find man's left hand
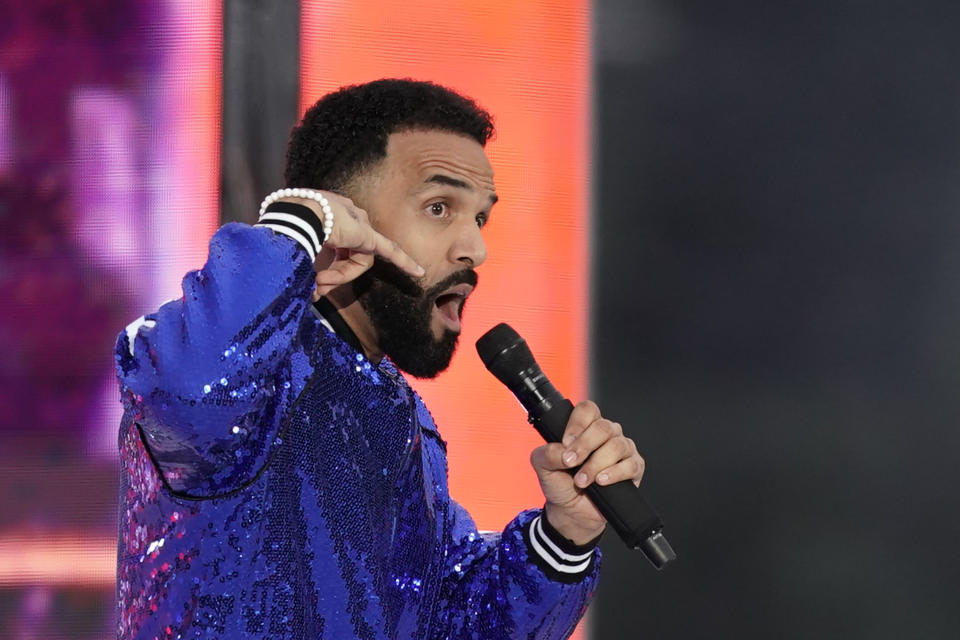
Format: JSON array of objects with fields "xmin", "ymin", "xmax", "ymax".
[{"xmin": 529, "ymin": 400, "xmax": 645, "ymax": 545}]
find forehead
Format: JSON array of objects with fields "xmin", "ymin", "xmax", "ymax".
[{"xmin": 382, "ymin": 129, "xmax": 495, "ymax": 193}]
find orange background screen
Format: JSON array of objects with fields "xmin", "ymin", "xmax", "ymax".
[{"xmin": 301, "ymin": 0, "xmax": 591, "ymax": 534}]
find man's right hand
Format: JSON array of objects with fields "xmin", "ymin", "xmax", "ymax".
[{"xmin": 280, "ymin": 192, "xmax": 424, "ymax": 297}]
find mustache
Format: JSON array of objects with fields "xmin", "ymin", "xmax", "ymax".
[
  {"xmin": 359, "ymin": 256, "xmax": 478, "ymax": 300},
  {"xmin": 423, "ymin": 267, "xmax": 478, "ymax": 301}
]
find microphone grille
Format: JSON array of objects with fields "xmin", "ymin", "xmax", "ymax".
[
  {"xmin": 476, "ymin": 323, "xmax": 540, "ymax": 389},
  {"xmin": 475, "ymin": 323, "xmax": 522, "ymax": 368}
]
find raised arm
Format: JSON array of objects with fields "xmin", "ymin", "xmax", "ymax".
[
  {"xmin": 115, "ymin": 192, "xmax": 423, "ymax": 498},
  {"xmin": 115, "ymin": 220, "xmax": 318, "ymax": 497}
]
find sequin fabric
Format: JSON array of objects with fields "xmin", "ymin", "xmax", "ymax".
[{"xmin": 115, "ymin": 224, "xmax": 599, "ymax": 639}]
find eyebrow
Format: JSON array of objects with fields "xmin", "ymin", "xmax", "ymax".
[{"xmin": 426, "ymin": 174, "xmax": 499, "ymax": 205}]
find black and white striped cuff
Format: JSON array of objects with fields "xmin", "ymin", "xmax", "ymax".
[
  {"xmin": 255, "ymin": 201, "xmax": 326, "ymax": 260},
  {"xmin": 523, "ymin": 513, "xmax": 600, "ymax": 583}
]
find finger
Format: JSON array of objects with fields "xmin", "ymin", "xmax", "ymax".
[
  {"xmin": 561, "ymin": 418, "xmax": 622, "ymax": 468},
  {"xmin": 314, "ymin": 252, "xmax": 374, "ymax": 295},
  {"xmin": 592, "ymin": 450, "xmax": 645, "ymax": 488},
  {"xmin": 592, "ymin": 455, "xmax": 645, "ymax": 488},
  {"xmin": 561, "ymin": 400, "xmax": 601, "ymax": 447},
  {"xmin": 317, "ymin": 253, "xmax": 374, "ymax": 284},
  {"xmin": 530, "ymin": 442, "xmax": 572, "ymax": 476},
  {"xmin": 314, "ymin": 246, "xmax": 353, "ymax": 277},
  {"xmin": 319, "ymin": 198, "xmax": 422, "ymax": 277},
  {"xmin": 571, "ymin": 436, "xmax": 638, "ymax": 488},
  {"xmin": 368, "ymin": 230, "xmax": 424, "ymax": 277}
]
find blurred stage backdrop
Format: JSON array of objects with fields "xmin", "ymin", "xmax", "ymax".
[
  {"xmin": 0, "ymin": 0, "xmax": 591, "ymax": 637},
  {"xmin": 2, "ymin": 0, "xmax": 959, "ymax": 638}
]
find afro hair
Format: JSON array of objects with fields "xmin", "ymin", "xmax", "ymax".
[{"xmin": 284, "ymin": 78, "xmax": 495, "ymax": 193}]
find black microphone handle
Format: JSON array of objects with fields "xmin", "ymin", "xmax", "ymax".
[{"xmin": 531, "ymin": 392, "xmax": 676, "ymax": 570}]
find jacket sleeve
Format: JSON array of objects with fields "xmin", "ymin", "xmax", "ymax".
[
  {"xmin": 434, "ymin": 501, "xmax": 601, "ymax": 639},
  {"xmin": 114, "ymin": 221, "xmax": 321, "ymax": 498}
]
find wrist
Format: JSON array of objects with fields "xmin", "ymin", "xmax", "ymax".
[
  {"xmin": 522, "ymin": 510, "xmax": 601, "ymax": 583},
  {"xmin": 543, "ymin": 503, "xmax": 606, "ymax": 546},
  {"xmin": 259, "ymin": 188, "xmax": 334, "ymax": 244}
]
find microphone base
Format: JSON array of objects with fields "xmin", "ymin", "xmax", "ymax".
[{"xmin": 638, "ymin": 531, "xmax": 677, "ymax": 570}]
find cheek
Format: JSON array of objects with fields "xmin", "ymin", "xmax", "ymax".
[
  {"xmin": 377, "ymin": 207, "xmax": 449, "ymax": 274},
  {"xmin": 401, "ymin": 238, "xmax": 444, "ymax": 276}
]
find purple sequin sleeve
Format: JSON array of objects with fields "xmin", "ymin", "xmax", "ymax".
[{"xmin": 114, "ymin": 223, "xmax": 318, "ymax": 497}]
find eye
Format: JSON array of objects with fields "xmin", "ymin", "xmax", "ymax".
[
  {"xmin": 475, "ymin": 212, "xmax": 488, "ymax": 228},
  {"xmin": 427, "ymin": 201, "xmax": 448, "ymax": 218}
]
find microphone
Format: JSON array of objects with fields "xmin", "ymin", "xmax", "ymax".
[{"xmin": 476, "ymin": 323, "xmax": 676, "ymax": 570}]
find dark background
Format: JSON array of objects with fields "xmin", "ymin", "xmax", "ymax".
[{"xmin": 591, "ymin": 1, "xmax": 960, "ymax": 637}]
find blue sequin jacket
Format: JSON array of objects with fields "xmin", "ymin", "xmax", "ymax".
[{"xmin": 115, "ymin": 222, "xmax": 600, "ymax": 639}]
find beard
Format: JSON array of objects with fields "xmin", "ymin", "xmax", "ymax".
[{"xmin": 352, "ymin": 257, "xmax": 478, "ymax": 379}]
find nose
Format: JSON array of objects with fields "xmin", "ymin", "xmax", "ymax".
[{"xmin": 450, "ymin": 216, "xmax": 487, "ymax": 269}]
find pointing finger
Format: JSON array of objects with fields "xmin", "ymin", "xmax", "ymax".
[{"xmin": 369, "ymin": 230, "xmax": 424, "ymax": 277}]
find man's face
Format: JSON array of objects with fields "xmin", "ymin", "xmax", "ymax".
[{"xmin": 352, "ymin": 129, "xmax": 498, "ymax": 378}]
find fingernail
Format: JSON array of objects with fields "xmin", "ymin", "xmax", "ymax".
[
  {"xmin": 563, "ymin": 451, "xmax": 576, "ymax": 466},
  {"xmin": 575, "ymin": 472, "xmax": 587, "ymax": 486},
  {"xmin": 597, "ymin": 472, "xmax": 609, "ymax": 485},
  {"xmin": 415, "ymin": 264, "xmax": 425, "ymax": 275}
]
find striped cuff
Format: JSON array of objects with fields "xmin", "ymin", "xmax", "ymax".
[
  {"xmin": 523, "ymin": 512, "xmax": 600, "ymax": 583},
  {"xmin": 255, "ymin": 201, "xmax": 326, "ymax": 260}
]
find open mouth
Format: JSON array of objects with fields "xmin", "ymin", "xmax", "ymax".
[{"xmin": 432, "ymin": 284, "xmax": 473, "ymax": 332}]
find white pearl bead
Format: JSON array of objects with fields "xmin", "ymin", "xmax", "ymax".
[{"xmin": 259, "ymin": 188, "xmax": 334, "ymax": 245}]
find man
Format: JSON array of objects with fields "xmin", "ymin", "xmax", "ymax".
[{"xmin": 116, "ymin": 79, "xmax": 645, "ymax": 639}]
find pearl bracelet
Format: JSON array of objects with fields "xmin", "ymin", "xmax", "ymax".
[{"xmin": 259, "ymin": 188, "xmax": 334, "ymax": 242}]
